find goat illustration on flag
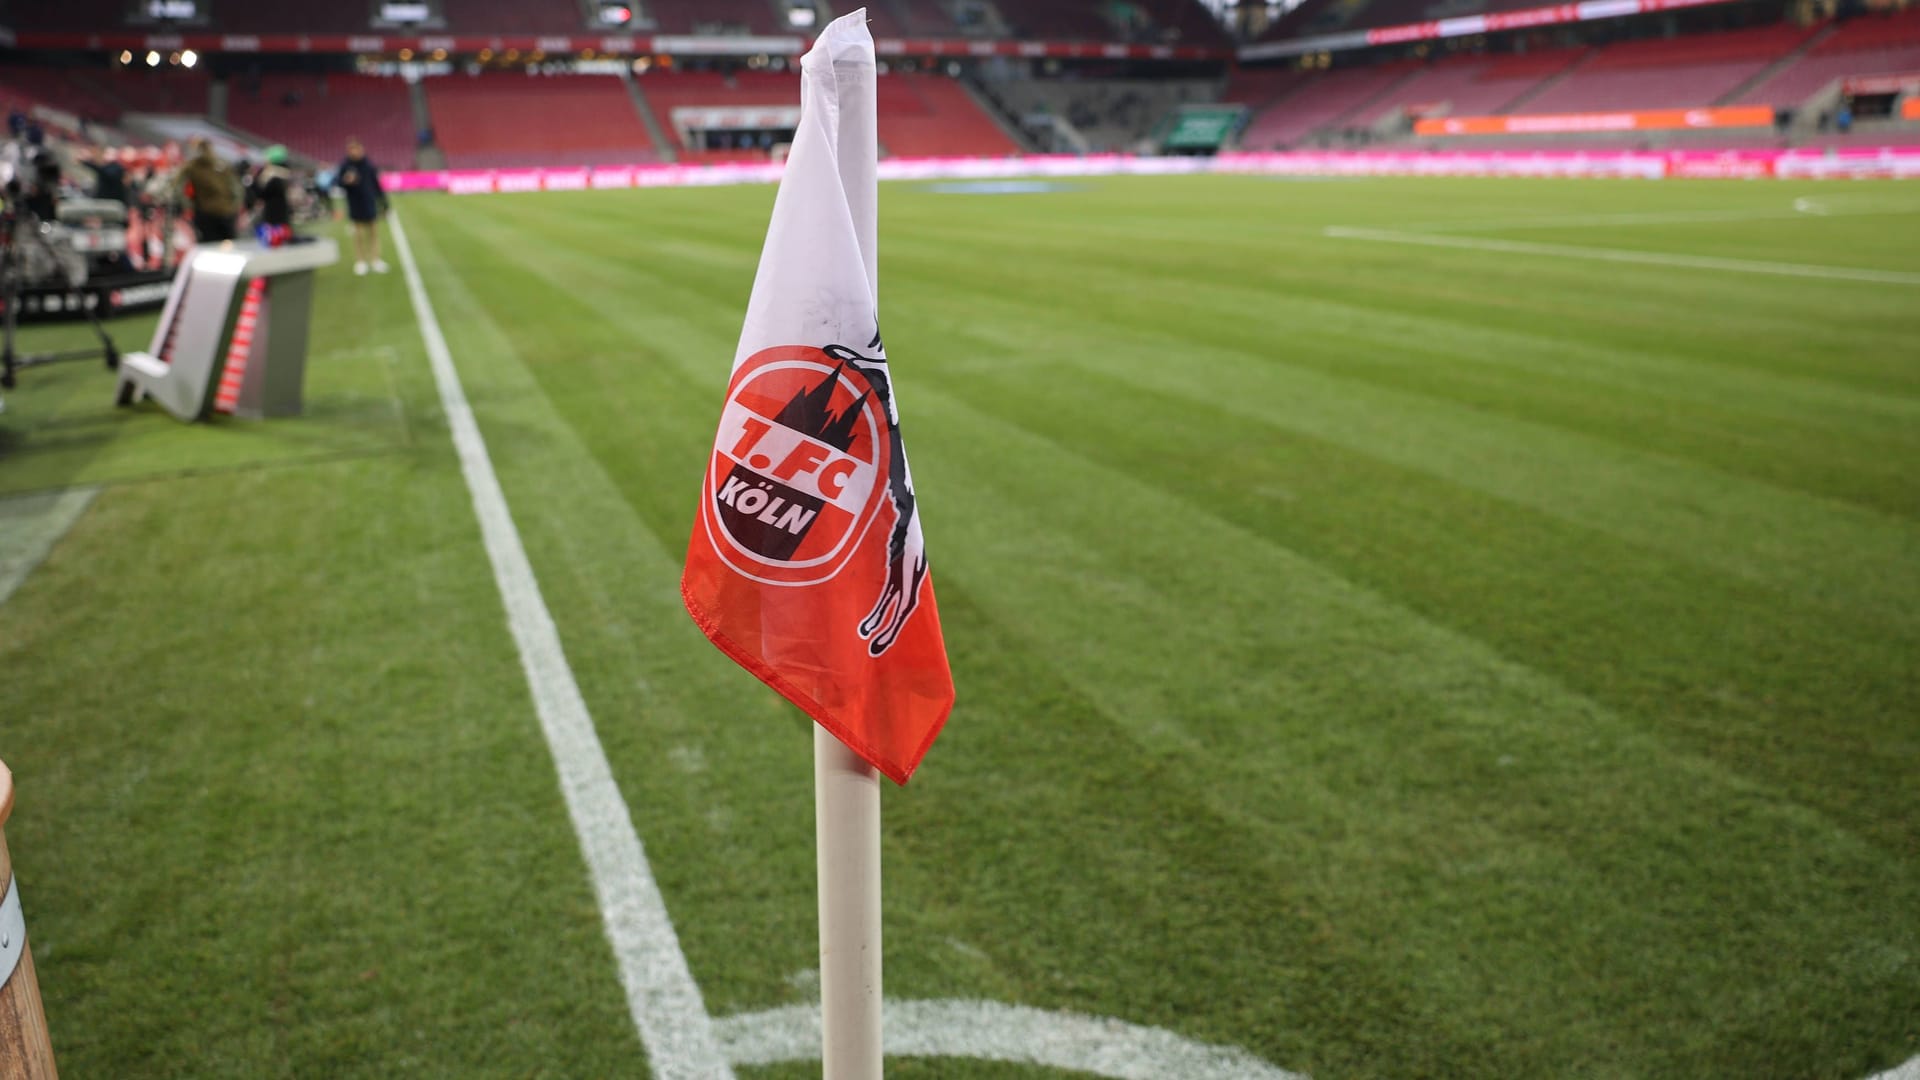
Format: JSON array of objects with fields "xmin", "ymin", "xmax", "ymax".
[{"xmin": 682, "ymin": 10, "xmax": 953, "ymax": 785}]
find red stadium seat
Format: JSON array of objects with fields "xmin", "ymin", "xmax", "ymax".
[
  {"xmin": 1740, "ymin": 10, "xmax": 1920, "ymax": 105},
  {"xmin": 1355, "ymin": 48, "xmax": 1585, "ymax": 125},
  {"xmin": 426, "ymin": 72, "xmax": 657, "ymax": 169},
  {"xmin": 1239, "ymin": 61, "xmax": 1420, "ymax": 149},
  {"xmin": 1517, "ymin": 24, "xmax": 1816, "ymax": 115},
  {"xmin": 634, "ymin": 69, "xmax": 1019, "ymax": 160},
  {"xmin": 227, "ymin": 74, "xmax": 415, "ymax": 169}
]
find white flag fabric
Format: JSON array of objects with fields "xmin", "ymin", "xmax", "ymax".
[{"xmin": 683, "ymin": 9, "xmax": 954, "ymax": 784}]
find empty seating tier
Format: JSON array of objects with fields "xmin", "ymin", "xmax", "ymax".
[
  {"xmin": 227, "ymin": 74, "xmax": 416, "ymax": 170},
  {"xmin": 426, "ymin": 73, "xmax": 656, "ymax": 169},
  {"xmin": 1517, "ymin": 23, "xmax": 1815, "ymax": 115}
]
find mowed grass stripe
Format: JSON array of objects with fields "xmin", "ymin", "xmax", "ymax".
[
  {"xmin": 935, "ymin": 356, "xmax": 1918, "ymax": 843},
  {"xmin": 401, "ymin": 196, "xmax": 1551, "ymax": 1076},
  {"xmin": 408, "ymin": 184, "xmax": 1920, "ymax": 845},
  {"xmin": 878, "ymin": 246, "xmax": 1920, "ymax": 630},
  {"xmin": 0, "ymin": 233, "xmax": 645, "ymax": 1075},
  {"xmin": 884, "ymin": 213, "xmax": 1919, "ymax": 846},
  {"xmin": 394, "ymin": 201, "xmax": 1329, "ymax": 1080},
  {"xmin": 891, "ymin": 187, "xmax": 1920, "ymax": 397},
  {"xmin": 401, "ymin": 184, "xmax": 1917, "ymax": 1078},
  {"xmin": 389, "ymin": 208, "xmax": 833, "ymax": 1021},
  {"xmin": 908, "ymin": 382, "xmax": 1918, "ymax": 1079},
  {"xmin": 884, "ymin": 224, "xmax": 1920, "ymax": 517}
]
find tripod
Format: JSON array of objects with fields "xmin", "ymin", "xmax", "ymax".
[{"xmin": 1, "ymin": 207, "xmax": 122, "ymax": 391}]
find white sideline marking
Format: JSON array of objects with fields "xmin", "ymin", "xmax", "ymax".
[
  {"xmin": 1869, "ymin": 1056, "xmax": 1920, "ymax": 1080},
  {"xmin": 388, "ymin": 211, "xmax": 736, "ymax": 1080},
  {"xmin": 0, "ymin": 487, "xmax": 99, "ymax": 607},
  {"xmin": 714, "ymin": 999, "xmax": 1307, "ymax": 1079},
  {"xmin": 1324, "ymin": 225, "xmax": 1920, "ymax": 286}
]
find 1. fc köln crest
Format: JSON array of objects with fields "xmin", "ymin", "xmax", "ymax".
[{"xmin": 683, "ymin": 334, "xmax": 953, "ymax": 784}]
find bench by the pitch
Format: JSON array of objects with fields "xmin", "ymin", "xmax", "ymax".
[{"xmin": 116, "ymin": 238, "xmax": 338, "ymax": 422}]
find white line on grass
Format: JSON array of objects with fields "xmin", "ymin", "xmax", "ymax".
[
  {"xmin": 0, "ymin": 487, "xmax": 98, "ymax": 606},
  {"xmin": 385, "ymin": 207, "xmax": 1912, "ymax": 1080},
  {"xmin": 1324, "ymin": 225, "xmax": 1920, "ymax": 286},
  {"xmin": 713, "ymin": 999, "xmax": 1308, "ymax": 1079},
  {"xmin": 388, "ymin": 211, "xmax": 735, "ymax": 1080},
  {"xmin": 1869, "ymin": 1056, "xmax": 1920, "ymax": 1080},
  {"xmin": 1411, "ymin": 208, "xmax": 1814, "ymax": 233}
]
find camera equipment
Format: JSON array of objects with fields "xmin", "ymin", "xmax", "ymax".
[{"xmin": 1, "ymin": 203, "xmax": 122, "ymax": 390}]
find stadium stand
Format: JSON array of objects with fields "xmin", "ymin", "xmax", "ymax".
[
  {"xmin": 1259, "ymin": 0, "xmax": 1608, "ymax": 38},
  {"xmin": 0, "ymin": 66, "xmax": 127, "ymax": 127},
  {"xmin": 633, "ymin": 68, "xmax": 1018, "ymax": 158},
  {"xmin": 877, "ymin": 73, "xmax": 1023, "ymax": 156},
  {"xmin": 0, "ymin": 0, "xmax": 127, "ymax": 33},
  {"xmin": 425, "ymin": 73, "xmax": 656, "ymax": 168},
  {"xmin": 910, "ymin": 0, "xmax": 1219, "ymax": 43},
  {"xmin": 438, "ymin": 0, "xmax": 584, "ymax": 34},
  {"xmin": 0, "ymin": 65, "xmax": 210, "ymax": 127},
  {"xmin": 199, "ymin": 3, "xmax": 372, "ymax": 35},
  {"xmin": 1253, "ymin": 0, "xmax": 1358, "ymax": 42},
  {"xmin": 1344, "ymin": 0, "xmax": 1564, "ymax": 32},
  {"xmin": 1356, "ymin": 49, "xmax": 1585, "ymax": 123},
  {"xmin": 1239, "ymin": 60, "xmax": 1419, "ymax": 148},
  {"xmin": 1220, "ymin": 65, "xmax": 1309, "ymax": 112},
  {"xmin": 1135, "ymin": 0, "xmax": 1234, "ymax": 45},
  {"xmin": 227, "ymin": 74, "xmax": 417, "ymax": 169},
  {"xmin": 635, "ymin": 70, "xmax": 793, "ymax": 160},
  {"xmin": 998, "ymin": 0, "xmax": 1109, "ymax": 41},
  {"xmin": 1515, "ymin": 23, "xmax": 1816, "ymax": 114},
  {"xmin": 1737, "ymin": 8, "xmax": 1920, "ymax": 105},
  {"xmin": 99, "ymin": 68, "xmax": 215, "ymax": 115},
  {"xmin": 1240, "ymin": 11, "xmax": 1920, "ymax": 147},
  {"xmin": 845, "ymin": 2, "xmax": 909, "ymax": 39},
  {"xmin": 982, "ymin": 76, "xmax": 1215, "ymax": 152},
  {"xmin": 644, "ymin": 0, "xmax": 788, "ymax": 35}
]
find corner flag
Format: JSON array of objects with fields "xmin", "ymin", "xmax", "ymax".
[{"xmin": 682, "ymin": 9, "xmax": 953, "ymax": 785}]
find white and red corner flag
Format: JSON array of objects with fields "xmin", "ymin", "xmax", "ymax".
[{"xmin": 682, "ymin": 9, "xmax": 953, "ymax": 785}]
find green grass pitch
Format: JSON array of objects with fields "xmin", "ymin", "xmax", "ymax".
[{"xmin": 1, "ymin": 175, "xmax": 1916, "ymax": 1078}]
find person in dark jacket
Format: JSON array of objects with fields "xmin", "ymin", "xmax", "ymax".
[
  {"xmin": 249, "ymin": 144, "xmax": 297, "ymax": 246},
  {"xmin": 179, "ymin": 137, "xmax": 240, "ymax": 243},
  {"xmin": 251, "ymin": 146, "xmax": 294, "ymax": 226},
  {"xmin": 332, "ymin": 137, "xmax": 388, "ymax": 275},
  {"xmin": 89, "ymin": 147, "xmax": 129, "ymax": 204}
]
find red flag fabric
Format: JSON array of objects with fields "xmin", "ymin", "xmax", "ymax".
[{"xmin": 681, "ymin": 10, "xmax": 953, "ymax": 785}]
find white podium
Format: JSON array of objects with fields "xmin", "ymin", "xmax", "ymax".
[{"xmin": 116, "ymin": 238, "xmax": 339, "ymax": 421}]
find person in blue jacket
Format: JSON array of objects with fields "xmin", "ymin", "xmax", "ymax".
[{"xmin": 332, "ymin": 137, "xmax": 389, "ymax": 275}]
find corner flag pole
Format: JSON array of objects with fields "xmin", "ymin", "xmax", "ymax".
[
  {"xmin": 815, "ymin": 727, "xmax": 883, "ymax": 1079},
  {"xmin": 680, "ymin": 11, "xmax": 949, "ymax": 1076}
]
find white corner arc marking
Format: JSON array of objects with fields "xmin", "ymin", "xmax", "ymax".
[
  {"xmin": 714, "ymin": 998, "xmax": 1307, "ymax": 1078},
  {"xmin": 389, "ymin": 211, "xmax": 736, "ymax": 1080},
  {"xmin": 1868, "ymin": 1055, "xmax": 1920, "ymax": 1080}
]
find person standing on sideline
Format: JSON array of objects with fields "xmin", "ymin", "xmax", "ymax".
[
  {"xmin": 178, "ymin": 137, "xmax": 240, "ymax": 243},
  {"xmin": 89, "ymin": 146, "xmax": 129, "ymax": 205},
  {"xmin": 332, "ymin": 137, "xmax": 388, "ymax": 275},
  {"xmin": 250, "ymin": 144, "xmax": 297, "ymax": 246}
]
